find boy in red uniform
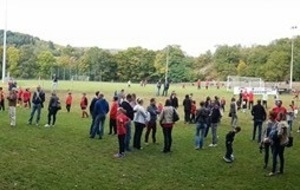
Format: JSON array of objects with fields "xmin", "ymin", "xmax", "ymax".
[
  {"xmin": 109, "ymin": 96, "xmax": 118, "ymax": 135},
  {"xmin": 17, "ymin": 87, "xmax": 24, "ymax": 107},
  {"xmin": 248, "ymin": 91, "xmax": 254, "ymax": 110},
  {"xmin": 80, "ymin": 93, "xmax": 89, "ymax": 118},
  {"xmin": 190, "ymin": 100, "xmax": 196, "ymax": 123},
  {"xmin": 115, "ymin": 107, "xmax": 130, "ymax": 158},
  {"xmin": 23, "ymin": 88, "xmax": 31, "ymax": 108},
  {"xmin": 65, "ymin": 92, "xmax": 73, "ymax": 113},
  {"xmin": 242, "ymin": 90, "xmax": 248, "ymax": 112}
]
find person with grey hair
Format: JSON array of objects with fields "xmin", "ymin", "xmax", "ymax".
[{"xmin": 45, "ymin": 92, "xmax": 61, "ymax": 127}]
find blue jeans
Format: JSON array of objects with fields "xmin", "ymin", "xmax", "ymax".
[
  {"xmin": 195, "ymin": 122, "xmax": 206, "ymax": 148},
  {"xmin": 211, "ymin": 123, "xmax": 218, "ymax": 145},
  {"xmin": 28, "ymin": 104, "xmax": 42, "ymax": 124},
  {"xmin": 124, "ymin": 121, "xmax": 132, "ymax": 151},
  {"xmin": 91, "ymin": 115, "xmax": 106, "ymax": 138}
]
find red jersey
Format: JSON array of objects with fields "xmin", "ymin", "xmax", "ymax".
[
  {"xmin": 18, "ymin": 89, "xmax": 24, "ymax": 99},
  {"xmin": 109, "ymin": 101, "xmax": 118, "ymax": 119},
  {"xmin": 116, "ymin": 112, "xmax": 130, "ymax": 135},
  {"xmin": 242, "ymin": 92, "xmax": 248, "ymax": 100},
  {"xmin": 80, "ymin": 97, "xmax": 88, "ymax": 108},
  {"xmin": 272, "ymin": 106, "xmax": 287, "ymax": 121},
  {"xmin": 191, "ymin": 103, "xmax": 196, "ymax": 114},
  {"xmin": 65, "ymin": 95, "xmax": 73, "ymax": 105},
  {"xmin": 248, "ymin": 92, "xmax": 254, "ymax": 101},
  {"xmin": 23, "ymin": 91, "xmax": 31, "ymax": 101}
]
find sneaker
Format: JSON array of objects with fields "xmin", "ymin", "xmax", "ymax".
[
  {"xmin": 114, "ymin": 153, "xmax": 124, "ymax": 158},
  {"xmin": 195, "ymin": 146, "xmax": 200, "ymax": 150},
  {"xmin": 213, "ymin": 144, "xmax": 218, "ymax": 147},
  {"xmin": 145, "ymin": 142, "xmax": 149, "ymax": 146},
  {"xmin": 297, "ymin": 130, "xmax": 300, "ymax": 133},
  {"xmin": 36, "ymin": 123, "xmax": 39, "ymax": 126},
  {"xmin": 268, "ymin": 172, "xmax": 275, "ymax": 177},
  {"xmin": 44, "ymin": 124, "xmax": 50, "ymax": 128},
  {"xmin": 208, "ymin": 144, "xmax": 214, "ymax": 147},
  {"xmin": 223, "ymin": 156, "xmax": 232, "ymax": 163}
]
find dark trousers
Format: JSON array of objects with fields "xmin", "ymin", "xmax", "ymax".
[
  {"xmin": 0, "ymin": 100, "xmax": 5, "ymax": 111},
  {"xmin": 272, "ymin": 145, "xmax": 285, "ymax": 173},
  {"xmin": 184, "ymin": 110, "xmax": 191, "ymax": 123},
  {"xmin": 204, "ymin": 120, "xmax": 211, "ymax": 137},
  {"xmin": 190, "ymin": 113, "xmax": 195, "ymax": 123},
  {"xmin": 264, "ymin": 143, "xmax": 271, "ymax": 167},
  {"xmin": 225, "ymin": 141, "xmax": 233, "ymax": 159},
  {"xmin": 66, "ymin": 104, "xmax": 71, "ymax": 112},
  {"xmin": 133, "ymin": 122, "xmax": 145, "ymax": 149},
  {"xmin": 118, "ymin": 134, "xmax": 125, "ymax": 154},
  {"xmin": 221, "ymin": 105, "xmax": 225, "ymax": 112},
  {"xmin": 162, "ymin": 127, "xmax": 173, "ymax": 152},
  {"xmin": 109, "ymin": 118, "xmax": 117, "ymax": 134},
  {"xmin": 145, "ymin": 122, "xmax": 157, "ymax": 143},
  {"xmin": 47, "ymin": 108, "xmax": 58, "ymax": 125},
  {"xmin": 242, "ymin": 99, "xmax": 248, "ymax": 109},
  {"xmin": 253, "ymin": 120, "xmax": 263, "ymax": 142}
]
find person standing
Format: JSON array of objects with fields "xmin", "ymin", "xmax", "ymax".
[
  {"xmin": 197, "ymin": 79, "xmax": 201, "ymax": 89},
  {"xmin": 117, "ymin": 89, "xmax": 125, "ymax": 106},
  {"xmin": 7, "ymin": 88, "xmax": 18, "ymax": 127},
  {"xmin": 90, "ymin": 93, "xmax": 109, "ymax": 139},
  {"xmin": 268, "ymin": 113, "xmax": 289, "ymax": 176},
  {"xmin": 251, "ymin": 100, "xmax": 267, "ymax": 143},
  {"xmin": 133, "ymin": 98, "xmax": 148, "ymax": 150},
  {"xmin": 0, "ymin": 87, "xmax": 5, "ymax": 111},
  {"xmin": 272, "ymin": 100, "xmax": 287, "ymax": 121},
  {"xmin": 209, "ymin": 101, "xmax": 222, "ymax": 147},
  {"xmin": 262, "ymin": 92, "xmax": 268, "ymax": 109},
  {"xmin": 190, "ymin": 100, "xmax": 197, "ymax": 124},
  {"xmin": 121, "ymin": 94, "xmax": 134, "ymax": 151},
  {"xmin": 65, "ymin": 92, "xmax": 73, "ymax": 113},
  {"xmin": 145, "ymin": 98, "xmax": 160, "ymax": 145},
  {"xmin": 162, "ymin": 80, "xmax": 169, "ymax": 97},
  {"xmin": 52, "ymin": 74, "xmax": 58, "ymax": 91},
  {"xmin": 109, "ymin": 96, "xmax": 118, "ymax": 135},
  {"xmin": 183, "ymin": 94, "xmax": 192, "ymax": 124},
  {"xmin": 28, "ymin": 86, "xmax": 45, "ymax": 126},
  {"xmin": 156, "ymin": 80, "xmax": 162, "ymax": 96},
  {"xmin": 159, "ymin": 99, "xmax": 179, "ymax": 153},
  {"xmin": 45, "ymin": 92, "xmax": 61, "ymax": 127},
  {"xmin": 80, "ymin": 93, "xmax": 89, "ymax": 118},
  {"xmin": 248, "ymin": 91, "xmax": 254, "ymax": 110},
  {"xmin": 23, "ymin": 88, "xmax": 31, "ymax": 108},
  {"xmin": 223, "ymin": 127, "xmax": 241, "ymax": 163},
  {"xmin": 195, "ymin": 101, "xmax": 209, "ymax": 149},
  {"xmin": 89, "ymin": 91, "xmax": 100, "ymax": 135},
  {"xmin": 260, "ymin": 111, "xmax": 278, "ymax": 169},
  {"xmin": 229, "ymin": 97, "xmax": 238, "ymax": 128},
  {"xmin": 242, "ymin": 90, "xmax": 248, "ymax": 112},
  {"xmin": 114, "ymin": 107, "xmax": 131, "ymax": 158},
  {"xmin": 170, "ymin": 92, "xmax": 178, "ymax": 109},
  {"xmin": 220, "ymin": 97, "xmax": 226, "ymax": 112}
]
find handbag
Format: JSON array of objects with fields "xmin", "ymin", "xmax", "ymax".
[{"xmin": 173, "ymin": 109, "xmax": 179, "ymax": 122}]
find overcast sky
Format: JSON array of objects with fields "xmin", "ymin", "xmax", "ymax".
[{"xmin": 0, "ymin": 0, "xmax": 299, "ymax": 56}]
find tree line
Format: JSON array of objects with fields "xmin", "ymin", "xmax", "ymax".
[{"xmin": 0, "ymin": 30, "xmax": 300, "ymax": 82}]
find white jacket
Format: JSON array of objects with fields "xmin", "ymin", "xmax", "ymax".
[{"xmin": 133, "ymin": 104, "xmax": 148, "ymax": 124}]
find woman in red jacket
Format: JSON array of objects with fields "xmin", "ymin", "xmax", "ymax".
[{"xmin": 109, "ymin": 96, "xmax": 118, "ymax": 135}]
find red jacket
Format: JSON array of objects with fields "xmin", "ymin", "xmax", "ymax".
[
  {"xmin": 248, "ymin": 92, "xmax": 254, "ymax": 101},
  {"xmin": 109, "ymin": 101, "xmax": 118, "ymax": 119},
  {"xmin": 116, "ymin": 112, "xmax": 130, "ymax": 135},
  {"xmin": 242, "ymin": 92, "xmax": 248, "ymax": 100},
  {"xmin": 191, "ymin": 103, "xmax": 196, "ymax": 114},
  {"xmin": 66, "ymin": 95, "xmax": 73, "ymax": 105},
  {"xmin": 23, "ymin": 91, "xmax": 31, "ymax": 101},
  {"xmin": 272, "ymin": 106, "xmax": 287, "ymax": 121},
  {"xmin": 80, "ymin": 97, "xmax": 88, "ymax": 108}
]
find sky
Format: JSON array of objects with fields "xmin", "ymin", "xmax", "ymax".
[{"xmin": 0, "ymin": 0, "xmax": 299, "ymax": 56}]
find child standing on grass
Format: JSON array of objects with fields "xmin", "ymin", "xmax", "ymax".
[
  {"xmin": 80, "ymin": 93, "xmax": 89, "ymax": 118},
  {"xmin": 0, "ymin": 87, "xmax": 5, "ymax": 111},
  {"xmin": 7, "ymin": 88, "xmax": 18, "ymax": 127},
  {"xmin": 223, "ymin": 126, "xmax": 241, "ymax": 163},
  {"xmin": 190, "ymin": 100, "xmax": 196, "ymax": 124},
  {"xmin": 109, "ymin": 96, "xmax": 118, "ymax": 135},
  {"xmin": 23, "ymin": 88, "xmax": 31, "ymax": 108},
  {"xmin": 115, "ymin": 107, "xmax": 130, "ymax": 158},
  {"xmin": 65, "ymin": 92, "xmax": 73, "ymax": 113}
]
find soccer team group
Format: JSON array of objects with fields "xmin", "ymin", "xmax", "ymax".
[{"xmin": 0, "ymin": 81, "xmax": 297, "ymax": 177}]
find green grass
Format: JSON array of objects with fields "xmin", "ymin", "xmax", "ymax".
[{"xmin": 0, "ymin": 80, "xmax": 299, "ymax": 190}]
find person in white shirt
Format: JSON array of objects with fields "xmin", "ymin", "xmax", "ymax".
[{"xmin": 133, "ymin": 98, "xmax": 149, "ymax": 150}]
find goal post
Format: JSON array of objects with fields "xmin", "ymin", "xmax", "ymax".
[{"xmin": 226, "ymin": 76, "xmax": 264, "ymax": 91}]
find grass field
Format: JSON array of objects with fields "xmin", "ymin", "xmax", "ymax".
[{"xmin": 0, "ymin": 80, "xmax": 299, "ymax": 190}]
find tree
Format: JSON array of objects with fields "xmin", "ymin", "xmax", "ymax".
[
  {"xmin": 236, "ymin": 60, "xmax": 247, "ymax": 76},
  {"xmin": 7, "ymin": 46, "xmax": 21, "ymax": 77},
  {"xmin": 37, "ymin": 51, "xmax": 56, "ymax": 78}
]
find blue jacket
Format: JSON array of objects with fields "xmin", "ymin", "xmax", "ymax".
[
  {"xmin": 32, "ymin": 91, "xmax": 45, "ymax": 105},
  {"xmin": 93, "ymin": 98, "xmax": 109, "ymax": 119}
]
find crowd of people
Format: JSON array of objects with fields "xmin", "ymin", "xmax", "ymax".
[{"xmin": 0, "ymin": 82, "xmax": 297, "ymax": 177}]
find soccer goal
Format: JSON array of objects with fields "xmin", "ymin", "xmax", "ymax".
[{"xmin": 226, "ymin": 76, "xmax": 264, "ymax": 91}]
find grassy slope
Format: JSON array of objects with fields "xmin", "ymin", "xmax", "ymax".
[{"xmin": 0, "ymin": 80, "xmax": 299, "ymax": 190}]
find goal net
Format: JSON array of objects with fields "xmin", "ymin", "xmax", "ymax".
[{"xmin": 226, "ymin": 76, "xmax": 264, "ymax": 91}]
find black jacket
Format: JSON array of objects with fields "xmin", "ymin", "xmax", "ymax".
[
  {"xmin": 226, "ymin": 131, "xmax": 236, "ymax": 143},
  {"xmin": 170, "ymin": 97, "xmax": 178, "ymax": 109},
  {"xmin": 251, "ymin": 104, "xmax": 266, "ymax": 121},
  {"xmin": 183, "ymin": 98, "xmax": 192, "ymax": 111},
  {"xmin": 121, "ymin": 101, "xmax": 134, "ymax": 120}
]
